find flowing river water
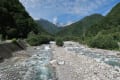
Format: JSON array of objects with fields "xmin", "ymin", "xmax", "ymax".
[
  {"xmin": 0, "ymin": 42, "xmax": 120, "ymax": 80},
  {"xmin": 0, "ymin": 45, "xmax": 56, "ymax": 80},
  {"xmin": 65, "ymin": 43, "xmax": 120, "ymax": 68}
]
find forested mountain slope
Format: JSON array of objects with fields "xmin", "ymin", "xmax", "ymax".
[
  {"xmin": 0, "ymin": 0, "xmax": 46, "ymax": 39},
  {"xmin": 36, "ymin": 19, "xmax": 62, "ymax": 34},
  {"xmin": 85, "ymin": 3, "xmax": 120, "ymax": 50},
  {"xmin": 57, "ymin": 14, "xmax": 104, "ymax": 38}
]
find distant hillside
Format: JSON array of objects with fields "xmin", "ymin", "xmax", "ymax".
[
  {"xmin": 0, "ymin": 0, "xmax": 47, "ymax": 39},
  {"xmin": 86, "ymin": 3, "xmax": 120, "ymax": 37},
  {"xmin": 84, "ymin": 3, "xmax": 120, "ymax": 50},
  {"xmin": 57, "ymin": 14, "xmax": 104, "ymax": 38},
  {"xmin": 36, "ymin": 19, "xmax": 62, "ymax": 34}
]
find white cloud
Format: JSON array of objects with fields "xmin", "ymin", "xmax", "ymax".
[
  {"xmin": 34, "ymin": 17, "xmax": 40, "ymax": 20},
  {"xmin": 65, "ymin": 21, "xmax": 74, "ymax": 26},
  {"xmin": 19, "ymin": 0, "xmax": 116, "ymax": 23},
  {"xmin": 20, "ymin": 0, "xmax": 110, "ymax": 15},
  {"xmin": 57, "ymin": 21, "xmax": 74, "ymax": 27},
  {"xmin": 53, "ymin": 17, "xmax": 58, "ymax": 25}
]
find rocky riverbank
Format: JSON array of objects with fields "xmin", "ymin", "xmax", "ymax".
[
  {"xmin": 51, "ymin": 41, "xmax": 120, "ymax": 80},
  {"xmin": 0, "ymin": 41, "xmax": 120, "ymax": 80},
  {"xmin": 0, "ymin": 45, "xmax": 56, "ymax": 80}
]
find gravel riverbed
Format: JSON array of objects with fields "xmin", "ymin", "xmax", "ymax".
[
  {"xmin": 0, "ymin": 45, "xmax": 56, "ymax": 80},
  {"xmin": 51, "ymin": 41, "xmax": 120, "ymax": 80},
  {"xmin": 0, "ymin": 41, "xmax": 120, "ymax": 80}
]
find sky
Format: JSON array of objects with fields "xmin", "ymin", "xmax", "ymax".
[{"xmin": 19, "ymin": 0, "xmax": 120, "ymax": 26}]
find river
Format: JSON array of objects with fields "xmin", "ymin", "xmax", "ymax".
[
  {"xmin": 0, "ymin": 42, "xmax": 120, "ymax": 80},
  {"xmin": 0, "ymin": 45, "xmax": 56, "ymax": 80},
  {"xmin": 65, "ymin": 42, "xmax": 120, "ymax": 68}
]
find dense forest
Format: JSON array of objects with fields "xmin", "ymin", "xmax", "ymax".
[
  {"xmin": 58, "ymin": 14, "xmax": 104, "ymax": 36},
  {"xmin": 84, "ymin": 3, "xmax": 120, "ymax": 50},
  {"xmin": 0, "ymin": 0, "xmax": 46, "ymax": 40},
  {"xmin": 57, "ymin": 14, "xmax": 104, "ymax": 40}
]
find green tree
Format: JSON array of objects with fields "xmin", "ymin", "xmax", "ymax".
[
  {"xmin": 0, "ymin": 0, "xmax": 47, "ymax": 39},
  {"xmin": 27, "ymin": 33, "xmax": 54, "ymax": 46},
  {"xmin": 56, "ymin": 38, "xmax": 64, "ymax": 46},
  {"xmin": 88, "ymin": 33, "xmax": 119, "ymax": 50}
]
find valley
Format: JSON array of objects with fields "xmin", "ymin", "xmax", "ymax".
[
  {"xmin": 0, "ymin": 42, "xmax": 120, "ymax": 80},
  {"xmin": 0, "ymin": 0, "xmax": 120, "ymax": 80}
]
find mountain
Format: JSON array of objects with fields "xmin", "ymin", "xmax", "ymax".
[
  {"xmin": 84, "ymin": 3, "xmax": 120, "ymax": 50},
  {"xmin": 36, "ymin": 19, "xmax": 62, "ymax": 34},
  {"xmin": 57, "ymin": 14, "xmax": 104, "ymax": 38},
  {"xmin": 107, "ymin": 3, "xmax": 120, "ymax": 17},
  {"xmin": 0, "ymin": 0, "xmax": 46, "ymax": 39},
  {"xmin": 86, "ymin": 3, "xmax": 120, "ymax": 37},
  {"xmin": 56, "ymin": 2, "xmax": 120, "ymax": 50}
]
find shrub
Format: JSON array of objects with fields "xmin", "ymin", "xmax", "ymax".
[
  {"xmin": 88, "ymin": 34, "xmax": 119, "ymax": 50},
  {"xmin": 27, "ymin": 33, "xmax": 54, "ymax": 46},
  {"xmin": 62, "ymin": 36, "xmax": 80, "ymax": 41},
  {"xmin": 12, "ymin": 38, "xmax": 17, "ymax": 44},
  {"xmin": 27, "ymin": 35, "xmax": 39, "ymax": 46},
  {"xmin": 112, "ymin": 32, "xmax": 120, "ymax": 41},
  {"xmin": 56, "ymin": 38, "xmax": 64, "ymax": 46}
]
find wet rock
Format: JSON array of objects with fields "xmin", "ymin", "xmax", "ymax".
[
  {"xmin": 57, "ymin": 60, "xmax": 65, "ymax": 65},
  {"xmin": 50, "ymin": 60, "xmax": 57, "ymax": 66},
  {"xmin": 0, "ymin": 45, "xmax": 55, "ymax": 80},
  {"xmin": 117, "ymin": 53, "xmax": 120, "ymax": 57},
  {"xmin": 114, "ymin": 66, "xmax": 120, "ymax": 72}
]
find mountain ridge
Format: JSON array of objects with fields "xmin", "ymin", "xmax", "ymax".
[
  {"xmin": 57, "ymin": 14, "xmax": 104, "ymax": 38},
  {"xmin": 36, "ymin": 19, "xmax": 62, "ymax": 34}
]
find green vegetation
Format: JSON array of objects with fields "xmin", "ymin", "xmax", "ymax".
[
  {"xmin": 11, "ymin": 38, "xmax": 17, "ymax": 44},
  {"xmin": 0, "ymin": 0, "xmax": 47, "ymax": 40},
  {"xmin": 56, "ymin": 38, "xmax": 64, "ymax": 46},
  {"xmin": 86, "ymin": 3, "xmax": 120, "ymax": 38},
  {"xmin": 57, "ymin": 14, "xmax": 104, "ymax": 38},
  {"xmin": 27, "ymin": 32, "xmax": 54, "ymax": 46},
  {"xmin": 36, "ymin": 19, "xmax": 62, "ymax": 34},
  {"xmin": 57, "ymin": 3, "xmax": 120, "ymax": 50},
  {"xmin": 84, "ymin": 3, "xmax": 120, "ymax": 50},
  {"xmin": 88, "ymin": 33, "xmax": 119, "ymax": 50},
  {"xmin": 1, "ymin": 0, "xmax": 120, "ymax": 51}
]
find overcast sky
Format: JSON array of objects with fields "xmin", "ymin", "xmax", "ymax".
[{"xmin": 20, "ymin": 0, "xmax": 120, "ymax": 26}]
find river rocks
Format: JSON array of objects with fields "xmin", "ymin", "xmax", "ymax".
[
  {"xmin": 0, "ymin": 42, "xmax": 120, "ymax": 80},
  {"xmin": 52, "ymin": 42, "xmax": 120, "ymax": 80},
  {"xmin": 57, "ymin": 60, "xmax": 65, "ymax": 65},
  {"xmin": 50, "ymin": 60, "xmax": 57, "ymax": 64},
  {"xmin": 0, "ymin": 45, "xmax": 56, "ymax": 80},
  {"xmin": 64, "ymin": 41, "xmax": 120, "ymax": 68},
  {"xmin": 117, "ymin": 52, "xmax": 120, "ymax": 57}
]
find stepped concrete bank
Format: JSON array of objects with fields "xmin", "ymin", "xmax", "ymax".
[{"xmin": 0, "ymin": 40, "xmax": 26, "ymax": 61}]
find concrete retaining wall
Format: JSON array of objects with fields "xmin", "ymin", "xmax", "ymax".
[{"xmin": 0, "ymin": 40, "xmax": 26, "ymax": 61}]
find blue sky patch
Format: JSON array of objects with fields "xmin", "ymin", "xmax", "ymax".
[{"xmin": 20, "ymin": 0, "xmax": 120, "ymax": 26}]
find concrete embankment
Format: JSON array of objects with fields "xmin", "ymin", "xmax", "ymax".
[{"xmin": 0, "ymin": 40, "xmax": 26, "ymax": 61}]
